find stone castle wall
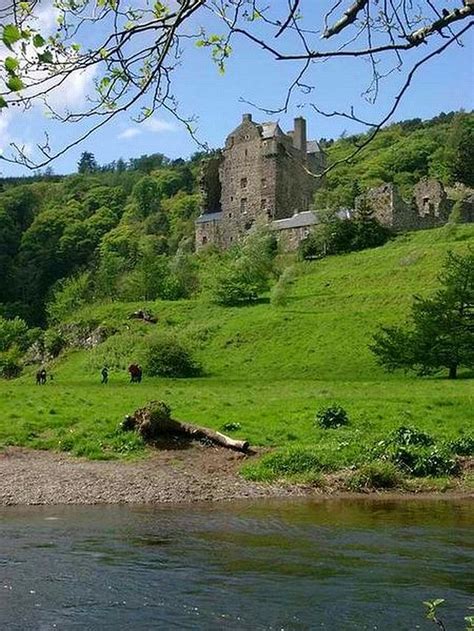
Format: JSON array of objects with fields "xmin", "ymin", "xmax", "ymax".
[
  {"xmin": 195, "ymin": 114, "xmax": 324, "ymax": 250},
  {"xmin": 357, "ymin": 178, "xmax": 473, "ymax": 232}
]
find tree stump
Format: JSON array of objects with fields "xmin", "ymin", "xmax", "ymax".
[{"xmin": 122, "ymin": 401, "xmax": 249, "ymax": 452}]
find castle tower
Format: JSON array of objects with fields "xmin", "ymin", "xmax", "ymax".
[{"xmin": 195, "ymin": 114, "xmax": 326, "ymax": 250}]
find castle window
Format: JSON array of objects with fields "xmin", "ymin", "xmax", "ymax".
[
  {"xmin": 202, "ymin": 236, "xmax": 208, "ymax": 245},
  {"xmin": 240, "ymin": 198, "xmax": 247, "ymax": 213},
  {"xmin": 228, "ymin": 212, "xmax": 232, "ymax": 218},
  {"xmin": 240, "ymin": 177, "xmax": 247, "ymax": 188},
  {"xmin": 245, "ymin": 148, "xmax": 248, "ymax": 157},
  {"xmin": 261, "ymin": 177, "xmax": 267, "ymax": 188},
  {"xmin": 230, "ymin": 196, "xmax": 234, "ymax": 201},
  {"xmin": 261, "ymin": 198, "xmax": 268, "ymax": 210}
]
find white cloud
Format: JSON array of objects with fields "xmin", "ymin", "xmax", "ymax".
[
  {"xmin": 117, "ymin": 117, "xmax": 178, "ymax": 141},
  {"xmin": 36, "ymin": 3, "xmax": 60, "ymax": 33},
  {"xmin": 0, "ymin": 110, "xmax": 13, "ymax": 154},
  {"xmin": 118, "ymin": 127, "xmax": 141, "ymax": 140},
  {"xmin": 45, "ymin": 65, "xmax": 97, "ymax": 111},
  {"xmin": 144, "ymin": 117, "xmax": 178, "ymax": 133}
]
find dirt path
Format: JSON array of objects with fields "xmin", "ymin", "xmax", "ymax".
[{"xmin": 0, "ymin": 445, "xmax": 307, "ymax": 505}]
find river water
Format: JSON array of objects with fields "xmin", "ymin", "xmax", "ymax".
[{"xmin": 0, "ymin": 498, "xmax": 472, "ymax": 630}]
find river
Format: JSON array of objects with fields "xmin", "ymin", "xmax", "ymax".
[{"xmin": 0, "ymin": 498, "xmax": 472, "ymax": 630}]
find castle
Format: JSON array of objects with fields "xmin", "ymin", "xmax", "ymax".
[
  {"xmin": 195, "ymin": 114, "xmax": 325, "ymax": 250},
  {"xmin": 195, "ymin": 115, "xmax": 473, "ymax": 251}
]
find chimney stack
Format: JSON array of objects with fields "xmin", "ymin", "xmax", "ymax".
[
  {"xmin": 242, "ymin": 113, "xmax": 252, "ymax": 122},
  {"xmin": 293, "ymin": 117, "xmax": 307, "ymax": 155}
]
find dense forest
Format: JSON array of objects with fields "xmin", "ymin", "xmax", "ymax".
[{"xmin": 0, "ymin": 110, "xmax": 472, "ymax": 327}]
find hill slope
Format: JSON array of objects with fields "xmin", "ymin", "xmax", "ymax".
[{"xmin": 0, "ymin": 225, "xmax": 472, "ymax": 478}]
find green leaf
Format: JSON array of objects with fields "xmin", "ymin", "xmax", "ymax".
[
  {"xmin": 0, "ymin": 96, "xmax": 8, "ymax": 109},
  {"xmin": 4, "ymin": 57, "xmax": 19, "ymax": 73},
  {"xmin": 38, "ymin": 50, "xmax": 53, "ymax": 64},
  {"xmin": 6, "ymin": 76, "xmax": 24, "ymax": 92},
  {"xmin": 33, "ymin": 34, "xmax": 46, "ymax": 48},
  {"xmin": 2, "ymin": 24, "xmax": 21, "ymax": 49}
]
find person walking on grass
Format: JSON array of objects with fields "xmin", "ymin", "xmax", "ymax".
[{"xmin": 101, "ymin": 366, "xmax": 109, "ymax": 384}]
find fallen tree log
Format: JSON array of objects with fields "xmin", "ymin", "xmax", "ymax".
[{"xmin": 122, "ymin": 401, "xmax": 249, "ymax": 453}]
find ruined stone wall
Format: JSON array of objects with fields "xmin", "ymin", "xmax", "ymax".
[
  {"xmin": 356, "ymin": 179, "xmax": 456, "ymax": 232},
  {"xmin": 274, "ymin": 226, "xmax": 311, "ymax": 251},
  {"xmin": 411, "ymin": 178, "xmax": 451, "ymax": 226},
  {"xmin": 199, "ymin": 152, "xmax": 223, "ymax": 214},
  {"xmin": 360, "ymin": 183, "xmax": 397, "ymax": 227},
  {"xmin": 195, "ymin": 217, "xmax": 221, "ymax": 249}
]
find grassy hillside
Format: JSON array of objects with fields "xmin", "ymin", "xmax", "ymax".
[{"xmin": 0, "ymin": 225, "xmax": 472, "ymax": 485}]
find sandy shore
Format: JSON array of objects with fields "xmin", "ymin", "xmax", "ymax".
[
  {"xmin": 1, "ymin": 446, "xmax": 472, "ymax": 506},
  {"xmin": 0, "ymin": 445, "xmax": 309, "ymax": 506}
]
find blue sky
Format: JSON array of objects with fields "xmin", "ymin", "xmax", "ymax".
[{"xmin": 0, "ymin": 2, "xmax": 473, "ymax": 176}]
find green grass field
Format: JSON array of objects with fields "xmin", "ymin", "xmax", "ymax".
[{"xmin": 1, "ymin": 225, "xmax": 473, "ymax": 484}]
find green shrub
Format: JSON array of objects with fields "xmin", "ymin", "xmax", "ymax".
[
  {"xmin": 447, "ymin": 435, "xmax": 474, "ymax": 456},
  {"xmin": 221, "ymin": 422, "xmax": 242, "ymax": 432},
  {"xmin": 145, "ymin": 335, "xmax": 202, "ymax": 378},
  {"xmin": 44, "ymin": 329, "xmax": 66, "ymax": 358},
  {"xmin": 315, "ymin": 404, "xmax": 349, "ymax": 429},
  {"xmin": 46, "ymin": 272, "xmax": 91, "ymax": 324},
  {"xmin": 211, "ymin": 263, "xmax": 266, "ymax": 305},
  {"xmin": 389, "ymin": 445, "xmax": 459, "ymax": 477},
  {"xmin": 371, "ymin": 425, "xmax": 458, "ymax": 477},
  {"xmin": 210, "ymin": 228, "xmax": 277, "ymax": 306},
  {"xmin": 389, "ymin": 425, "xmax": 434, "ymax": 447},
  {"xmin": 0, "ymin": 316, "xmax": 31, "ymax": 352},
  {"xmin": 347, "ymin": 461, "xmax": 402, "ymax": 491},
  {"xmin": 0, "ymin": 346, "xmax": 22, "ymax": 379}
]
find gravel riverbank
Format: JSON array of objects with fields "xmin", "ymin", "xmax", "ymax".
[
  {"xmin": 0, "ymin": 445, "xmax": 308, "ymax": 506},
  {"xmin": 1, "ymin": 446, "xmax": 472, "ymax": 506}
]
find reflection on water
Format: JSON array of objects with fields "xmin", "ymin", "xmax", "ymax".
[{"xmin": 0, "ymin": 498, "xmax": 472, "ymax": 630}]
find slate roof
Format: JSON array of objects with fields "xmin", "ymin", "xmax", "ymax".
[
  {"xmin": 195, "ymin": 212, "xmax": 222, "ymax": 224},
  {"xmin": 307, "ymin": 140, "xmax": 323, "ymax": 154},
  {"xmin": 272, "ymin": 211, "xmax": 318, "ymax": 230},
  {"xmin": 260, "ymin": 122, "xmax": 284, "ymax": 139}
]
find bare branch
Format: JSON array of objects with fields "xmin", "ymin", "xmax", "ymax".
[{"xmin": 323, "ymin": 0, "xmax": 369, "ymax": 39}]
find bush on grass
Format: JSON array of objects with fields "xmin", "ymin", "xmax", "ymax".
[
  {"xmin": 44, "ymin": 329, "xmax": 66, "ymax": 358},
  {"xmin": 372, "ymin": 425, "xmax": 459, "ymax": 477},
  {"xmin": 315, "ymin": 404, "xmax": 349, "ymax": 429},
  {"xmin": 0, "ymin": 346, "xmax": 22, "ymax": 379},
  {"xmin": 390, "ymin": 446, "xmax": 460, "ymax": 477},
  {"xmin": 145, "ymin": 335, "xmax": 202, "ymax": 378},
  {"xmin": 447, "ymin": 435, "xmax": 474, "ymax": 456}
]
